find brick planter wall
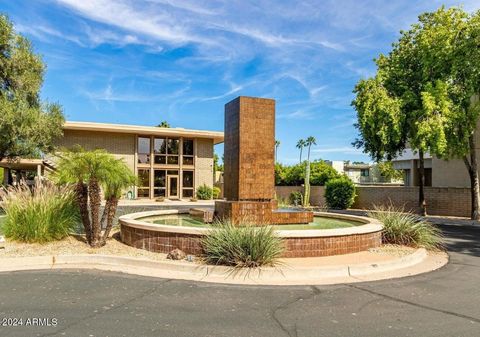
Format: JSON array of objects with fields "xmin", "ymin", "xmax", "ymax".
[{"xmin": 120, "ymin": 223, "xmax": 381, "ymax": 258}]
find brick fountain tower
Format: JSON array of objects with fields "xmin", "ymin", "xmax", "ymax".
[{"xmin": 215, "ymin": 96, "xmax": 313, "ymax": 225}]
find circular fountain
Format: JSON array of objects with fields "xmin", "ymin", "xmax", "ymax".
[
  {"xmin": 119, "ymin": 210, "xmax": 382, "ymax": 257},
  {"xmin": 120, "ymin": 96, "xmax": 382, "ymax": 257}
]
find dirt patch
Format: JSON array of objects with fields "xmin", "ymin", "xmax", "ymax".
[
  {"xmin": 0, "ymin": 230, "xmax": 168, "ymax": 260},
  {"xmin": 368, "ymin": 244, "xmax": 417, "ymax": 257}
]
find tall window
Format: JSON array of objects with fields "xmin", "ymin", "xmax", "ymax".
[
  {"xmin": 154, "ymin": 138, "xmax": 167, "ymax": 164},
  {"xmin": 137, "ymin": 169, "xmax": 150, "ymax": 198},
  {"xmin": 182, "ymin": 170, "xmax": 194, "ymax": 198},
  {"xmin": 183, "ymin": 139, "xmax": 194, "ymax": 166},
  {"xmin": 153, "ymin": 170, "xmax": 166, "ymax": 197},
  {"xmin": 167, "ymin": 138, "xmax": 179, "ymax": 164},
  {"xmin": 138, "ymin": 137, "xmax": 151, "ymax": 164}
]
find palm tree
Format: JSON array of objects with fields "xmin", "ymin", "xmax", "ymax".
[
  {"xmin": 305, "ymin": 136, "xmax": 317, "ymax": 162},
  {"xmin": 157, "ymin": 121, "xmax": 170, "ymax": 128},
  {"xmin": 303, "ymin": 136, "xmax": 317, "ymax": 207},
  {"xmin": 296, "ymin": 139, "xmax": 306, "ymax": 163},
  {"xmin": 55, "ymin": 147, "xmax": 136, "ymax": 247},
  {"xmin": 275, "ymin": 140, "xmax": 281, "ymax": 162}
]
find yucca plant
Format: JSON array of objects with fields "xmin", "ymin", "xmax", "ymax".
[
  {"xmin": 201, "ymin": 219, "xmax": 284, "ymax": 268},
  {"xmin": 368, "ymin": 205, "xmax": 443, "ymax": 250},
  {"xmin": 0, "ymin": 181, "xmax": 79, "ymax": 243}
]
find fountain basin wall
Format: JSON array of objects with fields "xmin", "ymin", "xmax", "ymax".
[{"xmin": 119, "ymin": 210, "xmax": 383, "ymax": 258}]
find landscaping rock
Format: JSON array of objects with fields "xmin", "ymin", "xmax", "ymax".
[{"xmin": 167, "ymin": 249, "xmax": 186, "ymax": 260}]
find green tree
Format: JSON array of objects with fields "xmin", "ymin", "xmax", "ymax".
[
  {"xmin": 310, "ymin": 160, "xmax": 341, "ymax": 185},
  {"xmin": 296, "ymin": 139, "xmax": 306, "ymax": 163},
  {"xmin": 352, "ymin": 7, "xmax": 465, "ymax": 216},
  {"xmin": 303, "ymin": 136, "xmax": 316, "ymax": 207},
  {"xmin": 157, "ymin": 121, "xmax": 171, "ymax": 128},
  {"xmin": 55, "ymin": 147, "xmax": 136, "ymax": 248},
  {"xmin": 375, "ymin": 161, "xmax": 403, "ymax": 181},
  {"xmin": 0, "ymin": 15, "xmax": 64, "ymax": 162}
]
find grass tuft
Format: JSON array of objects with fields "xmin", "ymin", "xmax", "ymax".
[
  {"xmin": 201, "ymin": 219, "xmax": 284, "ymax": 268},
  {"xmin": 0, "ymin": 182, "xmax": 80, "ymax": 243},
  {"xmin": 368, "ymin": 205, "xmax": 443, "ymax": 250}
]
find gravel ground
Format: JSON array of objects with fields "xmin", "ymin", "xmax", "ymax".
[{"xmin": 0, "ymin": 229, "xmax": 168, "ymax": 260}]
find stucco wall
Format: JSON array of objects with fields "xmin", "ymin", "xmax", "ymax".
[
  {"xmin": 55, "ymin": 130, "xmax": 136, "ymax": 171},
  {"xmin": 195, "ymin": 138, "xmax": 214, "ymax": 189}
]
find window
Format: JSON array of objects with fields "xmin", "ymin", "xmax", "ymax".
[
  {"xmin": 153, "ymin": 170, "xmax": 166, "ymax": 197},
  {"xmin": 137, "ymin": 169, "xmax": 150, "ymax": 198},
  {"xmin": 182, "ymin": 170, "xmax": 194, "ymax": 198},
  {"xmin": 154, "ymin": 138, "xmax": 166, "ymax": 164},
  {"xmin": 361, "ymin": 169, "xmax": 369, "ymax": 177},
  {"xmin": 165, "ymin": 138, "xmax": 179, "ymax": 165},
  {"xmin": 138, "ymin": 137, "xmax": 151, "ymax": 164},
  {"xmin": 183, "ymin": 139, "xmax": 194, "ymax": 166}
]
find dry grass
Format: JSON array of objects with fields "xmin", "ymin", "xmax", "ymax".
[
  {"xmin": 368, "ymin": 244, "xmax": 416, "ymax": 257},
  {"xmin": 0, "ymin": 229, "xmax": 167, "ymax": 260}
]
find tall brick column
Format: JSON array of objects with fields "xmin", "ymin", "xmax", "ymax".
[{"xmin": 215, "ymin": 96, "xmax": 313, "ymax": 225}]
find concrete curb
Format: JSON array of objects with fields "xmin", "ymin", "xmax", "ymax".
[{"xmin": 0, "ymin": 248, "xmax": 444, "ymax": 285}]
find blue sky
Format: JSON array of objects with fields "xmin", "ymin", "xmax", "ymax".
[{"xmin": 1, "ymin": 1, "xmax": 479, "ymax": 164}]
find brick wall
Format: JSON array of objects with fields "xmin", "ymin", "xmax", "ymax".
[
  {"xmin": 275, "ymin": 185, "xmax": 471, "ymax": 217},
  {"xmin": 195, "ymin": 138, "xmax": 214, "ymax": 190},
  {"xmin": 352, "ymin": 186, "xmax": 471, "ymax": 217},
  {"xmin": 55, "ymin": 130, "xmax": 136, "ymax": 171}
]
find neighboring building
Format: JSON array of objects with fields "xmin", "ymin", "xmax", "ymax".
[
  {"xmin": 343, "ymin": 163, "xmax": 372, "ymax": 184},
  {"xmin": 326, "ymin": 160, "xmax": 403, "ymax": 185},
  {"xmin": 392, "ymin": 148, "xmax": 471, "ymax": 188},
  {"xmin": 1, "ymin": 121, "xmax": 224, "ymax": 199}
]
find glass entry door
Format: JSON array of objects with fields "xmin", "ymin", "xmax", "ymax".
[{"xmin": 167, "ymin": 175, "xmax": 179, "ymax": 199}]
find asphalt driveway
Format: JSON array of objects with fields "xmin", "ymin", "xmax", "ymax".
[{"xmin": 0, "ymin": 221, "xmax": 479, "ymax": 337}]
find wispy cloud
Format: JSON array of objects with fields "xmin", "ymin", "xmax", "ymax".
[{"xmin": 313, "ymin": 146, "xmax": 363, "ymax": 155}]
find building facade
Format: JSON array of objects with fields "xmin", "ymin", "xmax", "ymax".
[{"xmin": 1, "ymin": 121, "xmax": 224, "ymax": 199}]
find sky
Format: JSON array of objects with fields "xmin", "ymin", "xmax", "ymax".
[{"xmin": 1, "ymin": 1, "xmax": 480, "ymax": 164}]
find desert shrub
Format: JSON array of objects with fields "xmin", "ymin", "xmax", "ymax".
[
  {"xmin": 196, "ymin": 184, "xmax": 213, "ymax": 200},
  {"xmin": 325, "ymin": 176, "xmax": 356, "ymax": 209},
  {"xmin": 289, "ymin": 191, "xmax": 303, "ymax": 206},
  {"xmin": 202, "ymin": 220, "xmax": 284, "ymax": 268},
  {"xmin": 0, "ymin": 182, "xmax": 79, "ymax": 243},
  {"xmin": 369, "ymin": 205, "xmax": 443, "ymax": 250},
  {"xmin": 212, "ymin": 186, "xmax": 221, "ymax": 199}
]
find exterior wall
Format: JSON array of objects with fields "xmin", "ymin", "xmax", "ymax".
[
  {"xmin": 275, "ymin": 185, "xmax": 471, "ymax": 217},
  {"xmin": 432, "ymin": 157, "xmax": 470, "ymax": 188},
  {"xmin": 55, "ymin": 130, "xmax": 136, "ymax": 171},
  {"xmin": 352, "ymin": 186, "xmax": 471, "ymax": 217},
  {"xmin": 195, "ymin": 138, "xmax": 214, "ymax": 190},
  {"xmin": 275, "ymin": 186, "xmax": 326, "ymax": 207}
]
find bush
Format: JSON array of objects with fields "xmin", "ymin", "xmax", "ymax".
[
  {"xmin": 196, "ymin": 184, "xmax": 213, "ymax": 200},
  {"xmin": 202, "ymin": 220, "xmax": 284, "ymax": 268},
  {"xmin": 0, "ymin": 182, "xmax": 80, "ymax": 243},
  {"xmin": 289, "ymin": 191, "xmax": 303, "ymax": 206},
  {"xmin": 369, "ymin": 205, "xmax": 443, "ymax": 250},
  {"xmin": 325, "ymin": 176, "xmax": 356, "ymax": 209},
  {"xmin": 212, "ymin": 186, "xmax": 221, "ymax": 199}
]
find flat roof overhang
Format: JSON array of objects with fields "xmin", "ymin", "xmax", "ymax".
[
  {"xmin": 0, "ymin": 159, "xmax": 44, "ymax": 170},
  {"xmin": 64, "ymin": 121, "xmax": 225, "ymax": 145}
]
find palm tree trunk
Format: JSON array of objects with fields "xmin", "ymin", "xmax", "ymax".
[
  {"xmin": 418, "ymin": 150, "xmax": 427, "ymax": 216},
  {"xmin": 74, "ymin": 182, "xmax": 91, "ymax": 244},
  {"xmin": 299, "ymin": 148, "xmax": 303, "ymax": 163},
  {"xmin": 88, "ymin": 177, "xmax": 102, "ymax": 247},
  {"xmin": 463, "ymin": 134, "xmax": 480, "ymax": 220},
  {"xmin": 101, "ymin": 197, "xmax": 119, "ymax": 244}
]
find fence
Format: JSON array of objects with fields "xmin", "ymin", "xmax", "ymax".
[{"xmin": 275, "ymin": 185, "xmax": 471, "ymax": 217}]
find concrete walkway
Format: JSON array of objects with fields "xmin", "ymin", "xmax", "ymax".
[{"xmin": 0, "ymin": 221, "xmax": 478, "ymax": 336}]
